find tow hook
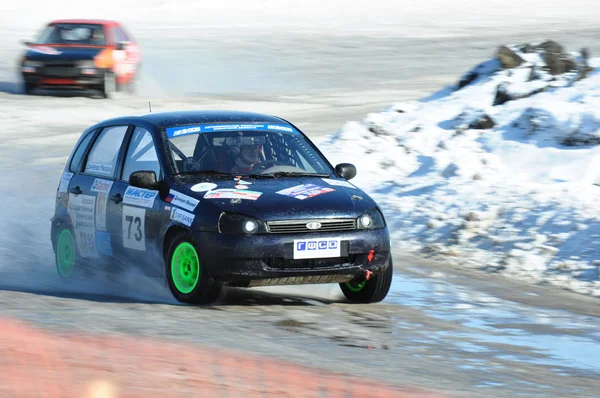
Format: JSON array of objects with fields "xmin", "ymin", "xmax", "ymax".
[
  {"xmin": 367, "ymin": 249, "xmax": 374, "ymax": 263},
  {"xmin": 365, "ymin": 270, "xmax": 373, "ymax": 280}
]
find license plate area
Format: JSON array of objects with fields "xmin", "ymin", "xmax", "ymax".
[{"xmin": 291, "ymin": 238, "xmax": 345, "ymax": 260}]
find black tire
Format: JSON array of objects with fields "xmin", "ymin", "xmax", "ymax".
[
  {"xmin": 23, "ymin": 81, "xmax": 35, "ymax": 95},
  {"xmin": 340, "ymin": 257, "xmax": 394, "ymax": 303},
  {"xmin": 165, "ymin": 231, "xmax": 222, "ymax": 305},
  {"xmin": 100, "ymin": 72, "xmax": 116, "ymax": 99},
  {"xmin": 53, "ymin": 225, "xmax": 82, "ymax": 278}
]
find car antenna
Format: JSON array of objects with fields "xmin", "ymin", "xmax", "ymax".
[{"xmin": 148, "ymin": 101, "xmax": 152, "ymax": 112}]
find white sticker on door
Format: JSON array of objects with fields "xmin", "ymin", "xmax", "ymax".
[
  {"xmin": 91, "ymin": 178, "xmax": 114, "ymax": 193},
  {"xmin": 122, "ymin": 205, "xmax": 146, "ymax": 251},
  {"xmin": 170, "ymin": 207, "xmax": 195, "ymax": 227},
  {"xmin": 166, "ymin": 189, "xmax": 199, "ymax": 212},
  {"xmin": 123, "ymin": 186, "xmax": 158, "ymax": 208},
  {"xmin": 68, "ymin": 193, "xmax": 99, "ymax": 258},
  {"xmin": 91, "ymin": 179, "xmax": 114, "ymax": 232}
]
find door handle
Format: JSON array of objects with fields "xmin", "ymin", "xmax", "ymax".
[
  {"xmin": 110, "ymin": 193, "xmax": 123, "ymax": 204},
  {"xmin": 69, "ymin": 186, "xmax": 82, "ymax": 195}
]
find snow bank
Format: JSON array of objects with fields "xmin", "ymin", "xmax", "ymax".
[{"xmin": 317, "ymin": 41, "xmax": 600, "ymax": 297}]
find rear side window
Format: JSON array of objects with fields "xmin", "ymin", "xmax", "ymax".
[
  {"xmin": 84, "ymin": 125, "xmax": 128, "ymax": 177},
  {"xmin": 69, "ymin": 129, "xmax": 96, "ymax": 173},
  {"xmin": 122, "ymin": 127, "xmax": 161, "ymax": 181}
]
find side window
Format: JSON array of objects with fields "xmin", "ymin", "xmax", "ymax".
[
  {"xmin": 69, "ymin": 129, "xmax": 96, "ymax": 173},
  {"xmin": 122, "ymin": 127, "xmax": 161, "ymax": 181},
  {"xmin": 84, "ymin": 125, "xmax": 128, "ymax": 177},
  {"xmin": 113, "ymin": 26, "xmax": 128, "ymax": 43}
]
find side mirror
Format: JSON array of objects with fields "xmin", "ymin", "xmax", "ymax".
[
  {"xmin": 129, "ymin": 170, "xmax": 159, "ymax": 190},
  {"xmin": 335, "ymin": 163, "xmax": 357, "ymax": 180},
  {"xmin": 116, "ymin": 42, "xmax": 125, "ymax": 50}
]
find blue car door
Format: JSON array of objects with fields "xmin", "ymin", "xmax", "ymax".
[{"xmin": 105, "ymin": 125, "xmax": 164, "ymax": 274}]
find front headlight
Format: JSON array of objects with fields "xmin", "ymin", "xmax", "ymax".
[
  {"xmin": 23, "ymin": 60, "xmax": 43, "ymax": 67},
  {"xmin": 357, "ymin": 207, "xmax": 386, "ymax": 229},
  {"xmin": 218, "ymin": 212, "xmax": 268, "ymax": 235}
]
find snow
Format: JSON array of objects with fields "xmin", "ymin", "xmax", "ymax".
[{"xmin": 317, "ymin": 47, "xmax": 600, "ymax": 297}]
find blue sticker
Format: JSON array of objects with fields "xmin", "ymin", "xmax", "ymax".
[
  {"xmin": 95, "ymin": 231, "xmax": 112, "ymax": 256},
  {"xmin": 166, "ymin": 123, "xmax": 297, "ymax": 138}
]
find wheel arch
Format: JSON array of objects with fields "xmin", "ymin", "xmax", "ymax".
[{"xmin": 162, "ymin": 224, "xmax": 192, "ymax": 261}]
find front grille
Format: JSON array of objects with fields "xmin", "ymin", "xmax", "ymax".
[
  {"xmin": 43, "ymin": 66, "xmax": 79, "ymax": 77},
  {"xmin": 267, "ymin": 218, "xmax": 356, "ymax": 234}
]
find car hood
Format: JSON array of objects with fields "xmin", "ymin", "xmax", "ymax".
[
  {"xmin": 178, "ymin": 177, "xmax": 377, "ymax": 221},
  {"xmin": 24, "ymin": 45, "xmax": 104, "ymax": 62}
]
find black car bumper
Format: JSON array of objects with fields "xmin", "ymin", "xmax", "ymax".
[
  {"xmin": 22, "ymin": 64, "xmax": 107, "ymax": 89},
  {"xmin": 192, "ymin": 228, "xmax": 391, "ymax": 286}
]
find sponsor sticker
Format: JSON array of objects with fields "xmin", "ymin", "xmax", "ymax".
[
  {"xmin": 68, "ymin": 194, "xmax": 98, "ymax": 258},
  {"xmin": 293, "ymin": 238, "xmax": 341, "ymax": 259},
  {"xmin": 123, "ymin": 186, "xmax": 158, "ymax": 208},
  {"xmin": 122, "ymin": 205, "xmax": 146, "ymax": 251},
  {"xmin": 191, "ymin": 182, "xmax": 218, "ymax": 192},
  {"xmin": 234, "ymin": 177, "xmax": 252, "ymax": 185},
  {"xmin": 30, "ymin": 46, "xmax": 61, "ymax": 55},
  {"xmin": 91, "ymin": 178, "xmax": 114, "ymax": 193},
  {"xmin": 170, "ymin": 207, "xmax": 195, "ymax": 227},
  {"xmin": 203, "ymin": 189, "xmax": 262, "ymax": 200},
  {"xmin": 58, "ymin": 172, "xmax": 74, "ymax": 193},
  {"xmin": 165, "ymin": 123, "xmax": 298, "ymax": 138},
  {"xmin": 165, "ymin": 189, "xmax": 199, "ymax": 212},
  {"xmin": 266, "ymin": 124, "xmax": 293, "ymax": 132},
  {"xmin": 276, "ymin": 184, "xmax": 335, "ymax": 200},
  {"xmin": 86, "ymin": 162, "xmax": 113, "ymax": 176},
  {"xmin": 321, "ymin": 178, "xmax": 357, "ymax": 189},
  {"xmin": 234, "ymin": 185, "xmax": 249, "ymax": 190},
  {"xmin": 95, "ymin": 193, "xmax": 109, "ymax": 231}
]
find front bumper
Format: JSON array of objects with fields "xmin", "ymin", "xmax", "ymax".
[
  {"xmin": 192, "ymin": 227, "xmax": 391, "ymax": 286},
  {"xmin": 22, "ymin": 64, "xmax": 107, "ymax": 89}
]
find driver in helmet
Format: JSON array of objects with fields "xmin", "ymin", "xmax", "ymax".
[{"xmin": 231, "ymin": 143, "xmax": 262, "ymax": 174}]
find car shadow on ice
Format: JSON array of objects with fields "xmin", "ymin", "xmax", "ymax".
[
  {"xmin": 0, "ymin": 280, "xmax": 338, "ymax": 308},
  {"xmin": 0, "ymin": 81, "xmax": 21, "ymax": 94},
  {"xmin": 0, "ymin": 81, "xmax": 108, "ymax": 99},
  {"xmin": 214, "ymin": 286, "xmax": 339, "ymax": 307}
]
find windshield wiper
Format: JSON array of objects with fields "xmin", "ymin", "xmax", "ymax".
[
  {"xmin": 239, "ymin": 173, "xmax": 276, "ymax": 179},
  {"xmin": 262, "ymin": 172, "xmax": 330, "ymax": 178},
  {"xmin": 173, "ymin": 169, "xmax": 232, "ymax": 177}
]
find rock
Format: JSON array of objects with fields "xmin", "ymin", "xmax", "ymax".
[
  {"xmin": 497, "ymin": 45, "xmax": 524, "ymax": 69},
  {"xmin": 470, "ymin": 114, "xmax": 496, "ymax": 129},
  {"xmin": 493, "ymin": 83, "xmax": 512, "ymax": 106},
  {"xmin": 537, "ymin": 40, "xmax": 578, "ymax": 75},
  {"xmin": 493, "ymin": 82, "xmax": 548, "ymax": 106},
  {"xmin": 441, "ymin": 163, "xmax": 459, "ymax": 178}
]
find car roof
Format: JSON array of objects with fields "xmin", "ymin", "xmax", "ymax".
[
  {"xmin": 96, "ymin": 110, "xmax": 293, "ymax": 130},
  {"xmin": 48, "ymin": 19, "xmax": 121, "ymax": 26}
]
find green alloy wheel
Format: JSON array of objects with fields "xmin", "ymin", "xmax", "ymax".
[
  {"xmin": 340, "ymin": 257, "xmax": 394, "ymax": 303},
  {"xmin": 55, "ymin": 228, "xmax": 77, "ymax": 278},
  {"xmin": 171, "ymin": 242, "xmax": 200, "ymax": 294},
  {"xmin": 165, "ymin": 232, "xmax": 222, "ymax": 305}
]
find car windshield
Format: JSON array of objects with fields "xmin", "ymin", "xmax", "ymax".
[
  {"xmin": 164, "ymin": 123, "xmax": 334, "ymax": 178},
  {"xmin": 34, "ymin": 23, "xmax": 106, "ymax": 46}
]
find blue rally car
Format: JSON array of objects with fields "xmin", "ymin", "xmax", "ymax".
[{"xmin": 51, "ymin": 110, "xmax": 393, "ymax": 304}]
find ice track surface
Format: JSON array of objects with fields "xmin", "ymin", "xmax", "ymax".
[{"xmin": 2, "ymin": 6, "xmax": 600, "ymax": 396}]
